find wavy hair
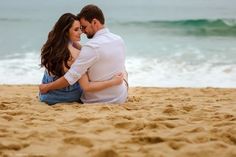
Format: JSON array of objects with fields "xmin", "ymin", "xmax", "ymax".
[{"xmin": 41, "ymin": 13, "xmax": 78, "ymax": 77}]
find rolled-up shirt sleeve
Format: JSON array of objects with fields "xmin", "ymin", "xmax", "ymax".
[{"xmin": 64, "ymin": 45, "xmax": 98, "ymax": 85}]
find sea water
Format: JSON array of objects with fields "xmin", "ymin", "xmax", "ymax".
[{"xmin": 0, "ymin": 0, "xmax": 236, "ymax": 87}]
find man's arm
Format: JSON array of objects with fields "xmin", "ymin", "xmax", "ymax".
[
  {"xmin": 39, "ymin": 76, "xmax": 69, "ymax": 93},
  {"xmin": 39, "ymin": 45, "xmax": 98, "ymax": 93}
]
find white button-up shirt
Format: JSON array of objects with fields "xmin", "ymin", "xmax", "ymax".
[{"xmin": 64, "ymin": 28, "xmax": 128, "ymax": 103}]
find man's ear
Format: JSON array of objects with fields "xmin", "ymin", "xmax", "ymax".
[{"xmin": 94, "ymin": 19, "xmax": 97, "ymax": 24}]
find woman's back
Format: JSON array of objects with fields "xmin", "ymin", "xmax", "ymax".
[{"xmin": 39, "ymin": 13, "xmax": 83, "ymax": 105}]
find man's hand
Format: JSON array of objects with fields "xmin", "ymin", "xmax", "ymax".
[
  {"xmin": 39, "ymin": 77, "xmax": 70, "ymax": 94},
  {"xmin": 39, "ymin": 84, "xmax": 49, "ymax": 94}
]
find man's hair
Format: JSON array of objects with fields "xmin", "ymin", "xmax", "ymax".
[{"xmin": 77, "ymin": 4, "xmax": 105, "ymax": 24}]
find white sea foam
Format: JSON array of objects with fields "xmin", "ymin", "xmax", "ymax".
[
  {"xmin": 0, "ymin": 52, "xmax": 236, "ymax": 87},
  {"xmin": 126, "ymin": 57, "xmax": 236, "ymax": 87},
  {"xmin": 0, "ymin": 52, "xmax": 43, "ymax": 84}
]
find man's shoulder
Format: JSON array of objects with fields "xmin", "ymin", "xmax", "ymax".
[
  {"xmin": 109, "ymin": 32, "xmax": 123, "ymax": 41},
  {"xmin": 83, "ymin": 40, "xmax": 99, "ymax": 49},
  {"xmin": 84, "ymin": 31, "xmax": 124, "ymax": 49}
]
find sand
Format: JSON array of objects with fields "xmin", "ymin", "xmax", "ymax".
[{"xmin": 0, "ymin": 85, "xmax": 236, "ymax": 157}]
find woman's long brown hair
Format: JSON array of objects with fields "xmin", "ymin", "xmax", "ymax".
[{"xmin": 41, "ymin": 13, "xmax": 78, "ymax": 77}]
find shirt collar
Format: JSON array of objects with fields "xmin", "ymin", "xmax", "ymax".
[{"xmin": 93, "ymin": 28, "xmax": 109, "ymax": 38}]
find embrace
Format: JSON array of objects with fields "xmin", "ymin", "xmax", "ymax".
[{"xmin": 39, "ymin": 4, "xmax": 128, "ymax": 105}]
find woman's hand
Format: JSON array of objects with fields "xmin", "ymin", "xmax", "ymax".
[
  {"xmin": 111, "ymin": 73, "xmax": 124, "ymax": 85},
  {"xmin": 39, "ymin": 84, "xmax": 49, "ymax": 94}
]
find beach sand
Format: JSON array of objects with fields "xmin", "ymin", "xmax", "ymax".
[{"xmin": 0, "ymin": 85, "xmax": 236, "ymax": 157}]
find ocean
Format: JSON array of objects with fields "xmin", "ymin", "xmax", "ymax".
[{"xmin": 0, "ymin": 0, "xmax": 236, "ymax": 87}]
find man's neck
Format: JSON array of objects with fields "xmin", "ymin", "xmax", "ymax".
[{"xmin": 96, "ymin": 25, "xmax": 105, "ymax": 32}]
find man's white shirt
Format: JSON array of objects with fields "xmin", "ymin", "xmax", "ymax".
[{"xmin": 64, "ymin": 28, "xmax": 128, "ymax": 103}]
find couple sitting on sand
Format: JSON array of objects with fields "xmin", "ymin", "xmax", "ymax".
[{"xmin": 39, "ymin": 4, "xmax": 128, "ymax": 105}]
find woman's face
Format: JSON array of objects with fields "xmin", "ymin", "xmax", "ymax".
[{"xmin": 69, "ymin": 20, "xmax": 82, "ymax": 42}]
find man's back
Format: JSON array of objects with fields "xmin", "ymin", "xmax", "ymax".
[
  {"xmin": 65, "ymin": 28, "xmax": 128, "ymax": 103},
  {"xmin": 85, "ymin": 29, "xmax": 125, "ymax": 81},
  {"xmin": 82, "ymin": 28, "xmax": 127, "ymax": 103}
]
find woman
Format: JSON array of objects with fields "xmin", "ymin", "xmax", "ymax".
[{"xmin": 39, "ymin": 13, "xmax": 122, "ymax": 105}]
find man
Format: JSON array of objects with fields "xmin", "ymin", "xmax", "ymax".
[{"xmin": 39, "ymin": 4, "xmax": 128, "ymax": 103}]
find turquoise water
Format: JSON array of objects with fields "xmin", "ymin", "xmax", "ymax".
[{"xmin": 0, "ymin": 0, "xmax": 236, "ymax": 87}]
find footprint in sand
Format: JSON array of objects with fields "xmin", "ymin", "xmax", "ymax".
[
  {"xmin": 92, "ymin": 148, "xmax": 118, "ymax": 157},
  {"xmin": 0, "ymin": 103, "xmax": 10, "ymax": 110},
  {"xmin": 69, "ymin": 117, "xmax": 91, "ymax": 125},
  {"xmin": 182, "ymin": 105, "xmax": 195, "ymax": 112},
  {"xmin": 0, "ymin": 140, "xmax": 29, "ymax": 151},
  {"xmin": 114, "ymin": 120, "xmax": 145, "ymax": 131},
  {"xmin": 1, "ymin": 114, "xmax": 13, "ymax": 121},
  {"xmin": 160, "ymin": 121, "xmax": 177, "ymax": 129},
  {"xmin": 114, "ymin": 121, "xmax": 133, "ymax": 129},
  {"xmin": 63, "ymin": 136, "xmax": 94, "ymax": 147},
  {"xmin": 143, "ymin": 122, "xmax": 159, "ymax": 129},
  {"xmin": 163, "ymin": 107, "xmax": 178, "ymax": 115},
  {"xmin": 168, "ymin": 141, "xmax": 187, "ymax": 150},
  {"xmin": 131, "ymin": 136, "xmax": 164, "ymax": 144}
]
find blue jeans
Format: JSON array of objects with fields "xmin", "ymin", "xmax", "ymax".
[{"xmin": 39, "ymin": 71, "xmax": 83, "ymax": 105}]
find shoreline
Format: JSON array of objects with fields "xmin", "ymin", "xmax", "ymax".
[{"xmin": 0, "ymin": 85, "xmax": 236, "ymax": 156}]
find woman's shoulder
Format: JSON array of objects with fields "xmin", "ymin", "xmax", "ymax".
[{"xmin": 68, "ymin": 43, "xmax": 80, "ymax": 59}]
